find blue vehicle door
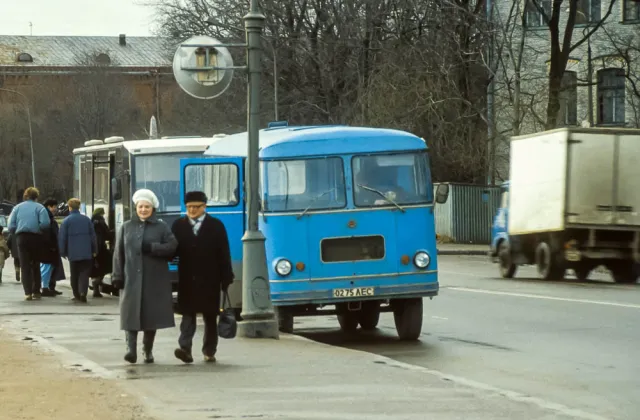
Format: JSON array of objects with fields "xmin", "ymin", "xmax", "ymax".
[{"xmin": 178, "ymin": 157, "xmax": 245, "ymax": 279}]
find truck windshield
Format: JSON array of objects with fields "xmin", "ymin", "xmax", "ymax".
[
  {"xmin": 352, "ymin": 152, "xmax": 432, "ymax": 207},
  {"xmin": 133, "ymin": 153, "xmax": 203, "ymax": 213},
  {"xmin": 261, "ymin": 157, "xmax": 346, "ymax": 212}
]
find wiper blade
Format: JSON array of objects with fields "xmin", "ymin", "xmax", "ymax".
[
  {"xmin": 357, "ymin": 184, "xmax": 405, "ymax": 212},
  {"xmin": 296, "ymin": 188, "xmax": 335, "ymax": 219}
]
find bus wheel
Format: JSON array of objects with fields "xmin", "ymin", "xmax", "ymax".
[
  {"xmin": 276, "ymin": 307, "xmax": 294, "ymax": 334},
  {"xmin": 358, "ymin": 301, "xmax": 380, "ymax": 330},
  {"xmin": 393, "ymin": 298, "xmax": 423, "ymax": 341},
  {"xmin": 498, "ymin": 241, "xmax": 517, "ymax": 279},
  {"xmin": 337, "ymin": 312, "xmax": 359, "ymax": 333}
]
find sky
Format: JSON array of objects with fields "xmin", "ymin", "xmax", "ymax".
[{"xmin": 1, "ymin": 0, "xmax": 157, "ymax": 36}]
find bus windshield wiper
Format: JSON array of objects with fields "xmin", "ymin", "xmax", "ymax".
[
  {"xmin": 357, "ymin": 184, "xmax": 405, "ymax": 212},
  {"xmin": 296, "ymin": 188, "xmax": 335, "ymax": 219}
]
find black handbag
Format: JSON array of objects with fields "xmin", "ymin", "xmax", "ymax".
[{"xmin": 218, "ymin": 291, "xmax": 237, "ymax": 339}]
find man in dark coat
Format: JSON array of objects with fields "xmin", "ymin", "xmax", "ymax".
[
  {"xmin": 171, "ymin": 191, "xmax": 234, "ymax": 363},
  {"xmin": 40, "ymin": 198, "xmax": 65, "ymax": 296}
]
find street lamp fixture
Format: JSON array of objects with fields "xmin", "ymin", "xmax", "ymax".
[
  {"xmin": 0, "ymin": 88, "xmax": 36, "ymax": 187},
  {"xmin": 205, "ymin": 17, "xmax": 279, "ymax": 121}
]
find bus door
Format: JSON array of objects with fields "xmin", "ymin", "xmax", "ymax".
[
  {"xmin": 179, "ymin": 157, "xmax": 246, "ymax": 276},
  {"xmin": 92, "ymin": 152, "xmax": 111, "ymax": 223}
]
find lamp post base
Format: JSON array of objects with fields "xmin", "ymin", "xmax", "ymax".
[{"xmin": 238, "ymin": 229, "xmax": 279, "ymax": 339}]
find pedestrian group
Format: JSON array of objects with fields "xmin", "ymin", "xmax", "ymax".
[{"xmin": 4, "ymin": 186, "xmax": 234, "ymax": 365}]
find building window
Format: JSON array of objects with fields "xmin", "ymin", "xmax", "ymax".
[
  {"xmin": 597, "ymin": 68, "xmax": 625, "ymax": 125},
  {"xmin": 560, "ymin": 71, "xmax": 578, "ymax": 126},
  {"xmin": 524, "ymin": 0, "xmax": 551, "ymax": 27},
  {"xmin": 16, "ymin": 52, "xmax": 33, "ymax": 62},
  {"xmin": 576, "ymin": 0, "xmax": 601, "ymax": 24},
  {"xmin": 623, "ymin": 0, "xmax": 640, "ymax": 22}
]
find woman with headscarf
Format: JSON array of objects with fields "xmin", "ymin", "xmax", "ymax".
[
  {"xmin": 111, "ymin": 189, "xmax": 178, "ymax": 364},
  {"xmin": 89, "ymin": 207, "xmax": 113, "ymax": 298}
]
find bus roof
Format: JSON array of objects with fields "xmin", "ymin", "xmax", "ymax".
[
  {"xmin": 203, "ymin": 125, "xmax": 427, "ymax": 159},
  {"xmin": 72, "ymin": 137, "xmax": 215, "ymax": 155}
]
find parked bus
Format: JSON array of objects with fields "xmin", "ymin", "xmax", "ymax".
[
  {"xmin": 72, "ymin": 134, "xmax": 223, "ymax": 293},
  {"xmin": 180, "ymin": 124, "xmax": 449, "ymax": 340}
]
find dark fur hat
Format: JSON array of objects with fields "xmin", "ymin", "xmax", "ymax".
[{"xmin": 185, "ymin": 191, "xmax": 208, "ymax": 204}]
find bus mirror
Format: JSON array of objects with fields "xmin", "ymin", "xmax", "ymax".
[
  {"xmin": 435, "ymin": 184, "xmax": 449, "ymax": 204},
  {"xmin": 111, "ymin": 178, "xmax": 122, "ymax": 200}
]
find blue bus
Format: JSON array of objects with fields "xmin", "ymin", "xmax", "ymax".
[{"xmin": 180, "ymin": 124, "xmax": 449, "ymax": 340}]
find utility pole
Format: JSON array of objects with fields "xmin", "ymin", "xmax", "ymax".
[
  {"xmin": 238, "ymin": 0, "xmax": 280, "ymax": 338},
  {"xmin": 486, "ymin": 0, "xmax": 496, "ymax": 185}
]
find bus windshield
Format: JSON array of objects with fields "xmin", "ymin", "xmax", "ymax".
[
  {"xmin": 261, "ymin": 157, "xmax": 346, "ymax": 212},
  {"xmin": 133, "ymin": 153, "xmax": 203, "ymax": 213},
  {"xmin": 352, "ymin": 152, "xmax": 432, "ymax": 207}
]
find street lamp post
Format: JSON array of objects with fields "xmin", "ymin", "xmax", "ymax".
[
  {"xmin": 172, "ymin": 1, "xmax": 279, "ymax": 339},
  {"xmin": 584, "ymin": 27, "xmax": 594, "ymax": 126},
  {"xmin": 205, "ymin": 17, "xmax": 279, "ymax": 121},
  {"xmin": 0, "ymin": 88, "xmax": 36, "ymax": 187},
  {"xmin": 239, "ymin": 0, "xmax": 280, "ymax": 339}
]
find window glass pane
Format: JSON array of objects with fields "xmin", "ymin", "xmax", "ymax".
[
  {"xmin": 133, "ymin": 153, "xmax": 203, "ymax": 212},
  {"xmin": 352, "ymin": 152, "xmax": 432, "ymax": 207},
  {"xmin": 184, "ymin": 164, "xmax": 239, "ymax": 207},
  {"xmin": 262, "ymin": 157, "xmax": 346, "ymax": 212}
]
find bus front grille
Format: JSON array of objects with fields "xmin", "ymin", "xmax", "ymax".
[{"xmin": 321, "ymin": 235, "xmax": 385, "ymax": 263}]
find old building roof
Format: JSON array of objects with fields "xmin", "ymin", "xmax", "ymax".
[{"xmin": 0, "ymin": 35, "xmax": 172, "ymax": 68}]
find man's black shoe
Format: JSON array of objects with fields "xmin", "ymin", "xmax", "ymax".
[{"xmin": 41, "ymin": 289, "xmax": 56, "ymax": 297}]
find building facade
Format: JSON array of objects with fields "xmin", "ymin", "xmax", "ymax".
[{"xmin": 492, "ymin": 0, "xmax": 640, "ymax": 178}]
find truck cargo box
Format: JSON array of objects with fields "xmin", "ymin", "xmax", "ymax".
[{"xmin": 508, "ymin": 128, "xmax": 640, "ymax": 235}]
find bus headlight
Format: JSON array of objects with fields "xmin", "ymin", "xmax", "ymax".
[
  {"xmin": 275, "ymin": 259, "xmax": 292, "ymax": 276},
  {"xmin": 413, "ymin": 251, "xmax": 430, "ymax": 269}
]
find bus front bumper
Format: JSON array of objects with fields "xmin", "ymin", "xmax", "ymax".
[{"xmin": 271, "ymin": 281, "xmax": 439, "ymax": 307}]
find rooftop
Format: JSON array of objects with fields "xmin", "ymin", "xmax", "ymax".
[{"xmin": 0, "ymin": 35, "xmax": 172, "ymax": 68}]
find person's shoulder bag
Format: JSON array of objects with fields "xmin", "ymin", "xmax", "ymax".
[{"xmin": 218, "ymin": 290, "xmax": 237, "ymax": 339}]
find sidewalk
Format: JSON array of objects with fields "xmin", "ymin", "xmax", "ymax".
[
  {"xmin": 0, "ymin": 328, "xmax": 154, "ymax": 420},
  {"xmin": 437, "ymin": 243, "xmax": 489, "ymax": 256}
]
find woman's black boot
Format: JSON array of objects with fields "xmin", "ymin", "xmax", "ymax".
[
  {"xmin": 142, "ymin": 330, "xmax": 156, "ymax": 363},
  {"xmin": 124, "ymin": 331, "xmax": 138, "ymax": 364}
]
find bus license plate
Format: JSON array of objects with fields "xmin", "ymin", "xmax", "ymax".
[{"xmin": 332, "ymin": 287, "xmax": 375, "ymax": 298}]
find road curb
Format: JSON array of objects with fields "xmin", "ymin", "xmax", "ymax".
[{"xmin": 437, "ymin": 250, "xmax": 488, "ymax": 256}]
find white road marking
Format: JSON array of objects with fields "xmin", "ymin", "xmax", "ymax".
[
  {"xmin": 448, "ymin": 286, "xmax": 640, "ymax": 309},
  {"xmin": 431, "ymin": 316, "xmax": 448, "ymax": 320}
]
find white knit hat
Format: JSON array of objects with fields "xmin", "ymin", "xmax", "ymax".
[{"xmin": 132, "ymin": 189, "xmax": 159, "ymax": 209}]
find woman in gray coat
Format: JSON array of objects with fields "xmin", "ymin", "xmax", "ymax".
[{"xmin": 112, "ymin": 189, "xmax": 178, "ymax": 364}]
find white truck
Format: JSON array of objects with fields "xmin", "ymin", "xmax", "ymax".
[{"xmin": 494, "ymin": 127, "xmax": 640, "ymax": 283}]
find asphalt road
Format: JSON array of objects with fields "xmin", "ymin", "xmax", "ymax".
[{"xmin": 295, "ymin": 255, "xmax": 640, "ymax": 420}]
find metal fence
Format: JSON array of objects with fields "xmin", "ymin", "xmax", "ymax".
[{"xmin": 433, "ymin": 183, "xmax": 502, "ymax": 244}]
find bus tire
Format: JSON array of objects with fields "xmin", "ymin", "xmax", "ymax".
[
  {"xmin": 393, "ymin": 298, "xmax": 423, "ymax": 341},
  {"xmin": 337, "ymin": 312, "xmax": 359, "ymax": 333},
  {"xmin": 358, "ymin": 301, "xmax": 380, "ymax": 330},
  {"xmin": 609, "ymin": 262, "xmax": 638, "ymax": 284},
  {"xmin": 276, "ymin": 307, "xmax": 294, "ymax": 334}
]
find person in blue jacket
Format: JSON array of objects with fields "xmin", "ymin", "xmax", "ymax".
[
  {"xmin": 58, "ymin": 198, "xmax": 97, "ymax": 303},
  {"xmin": 8, "ymin": 187, "xmax": 50, "ymax": 301}
]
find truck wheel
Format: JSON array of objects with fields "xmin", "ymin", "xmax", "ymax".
[
  {"xmin": 337, "ymin": 312, "xmax": 359, "ymax": 333},
  {"xmin": 535, "ymin": 242, "xmax": 565, "ymax": 280},
  {"xmin": 358, "ymin": 302, "xmax": 381, "ymax": 330},
  {"xmin": 276, "ymin": 308, "xmax": 294, "ymax": 333},
  {"xmin": 393, "ymin": 298, "xmax": 423, "ymax": 341},
  {"xmin": 498, "ymin": 241, "xmax": 517, "ymax": 278},
  {"xmin": 609, "ymin": 263, "xmax": 638, "ymax": 284}
]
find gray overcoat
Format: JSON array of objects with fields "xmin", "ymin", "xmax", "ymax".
[{"xmin": 112, "ymin": 213, "xmax": 177, "ymax": 331}]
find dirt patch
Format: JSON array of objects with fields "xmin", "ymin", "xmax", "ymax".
[{"xmin": 0, "ymin": 329, "xmax": 155, "ymax": 420}]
